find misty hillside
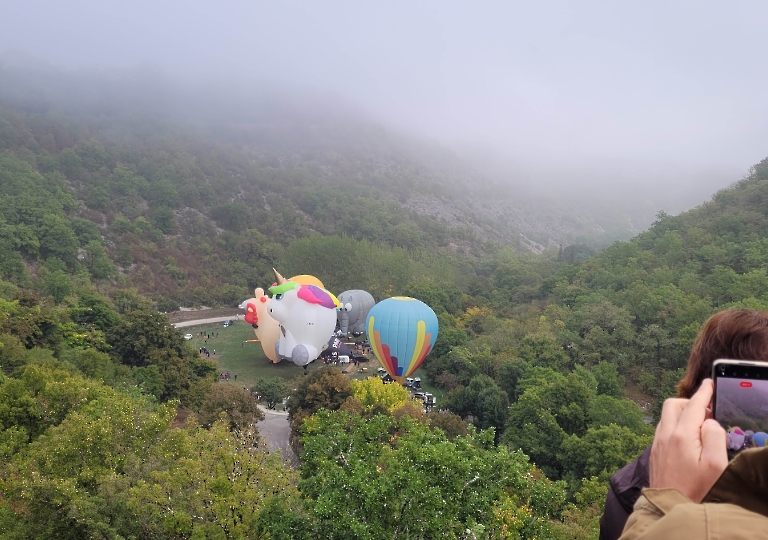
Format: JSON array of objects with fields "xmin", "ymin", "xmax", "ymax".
[{"xmin": 0, "ymin": 56, "xmax": 707, "ymax": 255}]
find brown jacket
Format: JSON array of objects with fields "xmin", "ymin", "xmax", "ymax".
[{"xmin": 619, "ymin": 447, "xmax": 768, "ymax": 540}]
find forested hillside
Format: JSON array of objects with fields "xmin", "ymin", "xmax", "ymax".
[
  {"xmin": 0, "ymin": 59, "xmax": 687, "ymax": 300},
  {"xmin": 422, "ymin": 156, "xmax": 768, "ymax": 485},
  {"xmin": 2, "ymin": 58, "xmax": 768, "ymax": 538},
  {"xmin": 0, "ymin": 99, "xmax": 486, "ymax": 309}
]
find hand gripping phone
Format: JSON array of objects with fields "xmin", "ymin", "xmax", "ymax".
[{"xmin": 712, "ymin": 359, "xmax": 768, "ymax": 456}]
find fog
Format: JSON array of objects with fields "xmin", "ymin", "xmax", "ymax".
[{"xmin": 2, "ymin": 0, "xmax": 768, "ymax": 196}]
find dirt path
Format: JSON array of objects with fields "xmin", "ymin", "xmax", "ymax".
[
  {"xmin": 167, "ymin": 308, "xmax": 241, "ymax": 324},
  {"xmin": 173, "ymin": 316, "xmax": 242, "ymax": 328}
]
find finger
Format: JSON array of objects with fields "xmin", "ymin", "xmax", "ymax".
[
  {"xmin": 656, "ymin": 397, "xmax": 688, "ymax": 442},
  {"xmin": 678, "ymin": 379, "xmax": 714, "ymax": 434}
]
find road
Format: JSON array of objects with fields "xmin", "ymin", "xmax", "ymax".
[
  {"xmin": 256, "ymin": 406, "xmax": 299, "ymax": 467},
  {"xmin": 174, "ymin": 316, "xmax": 239, "ymax": 328}
]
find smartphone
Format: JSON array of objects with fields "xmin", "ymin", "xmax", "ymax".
[{"xmin": 712, "ymin": 359, "xmax": 768, "ymax": 456}]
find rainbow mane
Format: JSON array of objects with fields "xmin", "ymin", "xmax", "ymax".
[{"xmin": 297, "ymin": 285, "xmax": 337, "ymax": 309}]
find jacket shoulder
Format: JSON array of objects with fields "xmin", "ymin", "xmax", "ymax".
[{"xmin": 610, "ymin": 446, "xmax": 652, "ymax": 512}]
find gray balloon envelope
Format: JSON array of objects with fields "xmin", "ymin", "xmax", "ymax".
[{"xmin": 336, "ymin": 290, "xmax": 375, "ymax": 335}]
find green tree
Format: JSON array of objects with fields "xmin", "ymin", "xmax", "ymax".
[
  {"xmin": 286, "ymin": 366, "xmax": 353, "ymax": 436},
  {"xmin": 427, "ymin": 410, "xmax": 468, "ymax": 440},
  {"xmin": 106, "ymin": 309, "xmax": 203, "ymax": 402},
  {"xmin": 41, "ymin": 269, "xmax": 73, "ymax": 303},
  {"xmin": 106, "ymin": 309, "xmax": 185, "ymax": 367},
  {"xmin": 496, "ymin": 356, "xmax": 530, "ymax": 402},
  {"xmin": 115, "ymin": 243, "xmax": 133, "ymax": 267},
  {"xmin": 196, "ymin": 383, "xmax": 263, "ymax": 429},
  {"xmin": 402, "ymin": 280, "xmax": 463, "ymax": 314},
  {"xmin": 38, "ymin": 214, "xmax": 79, "ymax": 266},
  {"xmin": 445, "ymin": 374, "xmax": 509, "ymax": 435},
  {"xmin": 559, "ymin": 424, "xmax": 652, "ymax": 486},
  {"xmin": 588, "ymin": 395, "xmax": 651, "ymax": 434},
  {"xmin": 64, "ymin": 348, "xmax": 127, "ymax": 384},
  {"xmin": 254, "ymin": 377, "xmax": 288, "ymax": 410},
  {"xmin": 151, "ymin": 205, "xmax": 176, "ymax": 234},
  {"xmin": 0, "ymin": 333, "xmax": 27, "ymax": 374},
  {"xmin": 592, "ymin": 362, "xmax": 625, "ymax": 397},
  {"xmin": 519, "ymin": 334, "xmax": 571, "ymax": 373},
  {"xmin": 430, "ymin": 323, "xmax": 469, "ymax": 358},
  {"xmin": 81, "ymin": 240, "xmax": 115, "ymax": 279},
  {"xmin": 69, "ymin": 292, "xmax": 121, "ymax": 332},
  {"xmin": 503, "ymin": 388, "xmax": 567, "ymax": 478},
  {"xmin": 299, "ymin": 410, "xmax": 566, "ymax": 539},
  {"xmin": 503, "ymin": 372, "xmax": 596, "ymax": 478}
]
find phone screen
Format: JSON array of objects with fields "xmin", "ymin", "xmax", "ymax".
[{"xmin": 713, "ymin": 361, "xmax": 768, "ymax": 454}]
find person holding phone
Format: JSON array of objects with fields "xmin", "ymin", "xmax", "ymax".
[
  {"xmin": 600, "ymin": 309, "xmax": 768, "ymax": 540},
  {"xmin": 619, "ymin": 379, "xmax": 768, "ymax": 539}
]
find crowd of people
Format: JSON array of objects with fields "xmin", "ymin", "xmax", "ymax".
[{"xmin": 601, "ymin": 309, "xmax": 768, "ymax": 540}]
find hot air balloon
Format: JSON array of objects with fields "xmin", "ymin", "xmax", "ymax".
[
  {"xmin": 240, "ymin": 288, "xmax": 281, "ymax": 363},
  {"xmin": 269, "ymin": 269, "xmax": 338, "ymax": 367},
  {"xmin": 337, "ymin": 289, "xmax": 375, "ymax": 336},
  {"xmin": 366, "ymin": 297, "xmax": 438, "ymax": 383}
]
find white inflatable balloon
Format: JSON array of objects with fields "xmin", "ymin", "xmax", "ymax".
[
  {"xmin": 268, "ymin": 269, "xmax": 338, "ymax": 367},
  {"xmin": 242, "ymin": 288, "xmax": 281, "ymax": 363}
]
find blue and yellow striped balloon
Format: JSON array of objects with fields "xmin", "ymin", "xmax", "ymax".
[{"xmin": 366, "ymin": 297, "xmax": 439, "ymax": 381}]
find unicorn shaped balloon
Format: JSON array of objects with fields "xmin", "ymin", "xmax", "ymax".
[{"xmin": 268, "ymin": 269, "xmax": 338, "ymax": 367}]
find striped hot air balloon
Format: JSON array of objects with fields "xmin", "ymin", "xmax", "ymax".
[{"xmin": 366, "ymin": 297, "xmax": 438, "ymax": 383}]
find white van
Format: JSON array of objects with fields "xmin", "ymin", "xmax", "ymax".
[{"xmin": 338, "ymin": 355, "xmax": 350, "ymax": 364}]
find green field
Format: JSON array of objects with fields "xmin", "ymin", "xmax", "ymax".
[
  {"xmin": 184, "ymin": 321, "xmax": 326, "ymax": 389},
  {"xmin": 182, "ymin": 321, "xmax": 444, "ymax": 402}
]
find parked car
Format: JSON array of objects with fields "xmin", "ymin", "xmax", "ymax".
[
  {"xmin": 223, "ymin": 320, "xmax": 231, "ymax": 327},
  {"xmin": 338, "ymin": 355, "xmax": 350, "ymax": 364},
  {"xmin": 424, "ymin": 393, "xmax": 436, "ymax": 408},
  {"xmin": 405, "ymin": 377, "xmax": 414, "ymax": 387},
  {"xmin": 184, "ymin": 333, "xmax": 193, "ymax": 340}
]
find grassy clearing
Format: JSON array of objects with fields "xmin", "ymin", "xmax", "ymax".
[
  {"xmin": 184, "ymin": 321, "xmax": 324, "ymax": 389},
  {"xmin": 183, "ymin": 320, "xmax": 443, "ymax": 402}
]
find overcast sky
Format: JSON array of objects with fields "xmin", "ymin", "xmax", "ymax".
[{"xmin": 2, "ymin": 0, "xmax": 768, "ymax": 178}]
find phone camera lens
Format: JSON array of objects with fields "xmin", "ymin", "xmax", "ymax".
[{"xmin": 719, "ymin": 365, "xmax": 726, "ymax": 374}]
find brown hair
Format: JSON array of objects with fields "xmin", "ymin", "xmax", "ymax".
[{"xmin": 677, "ymin": 309, "xmax": 768, "ymax": 398}]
